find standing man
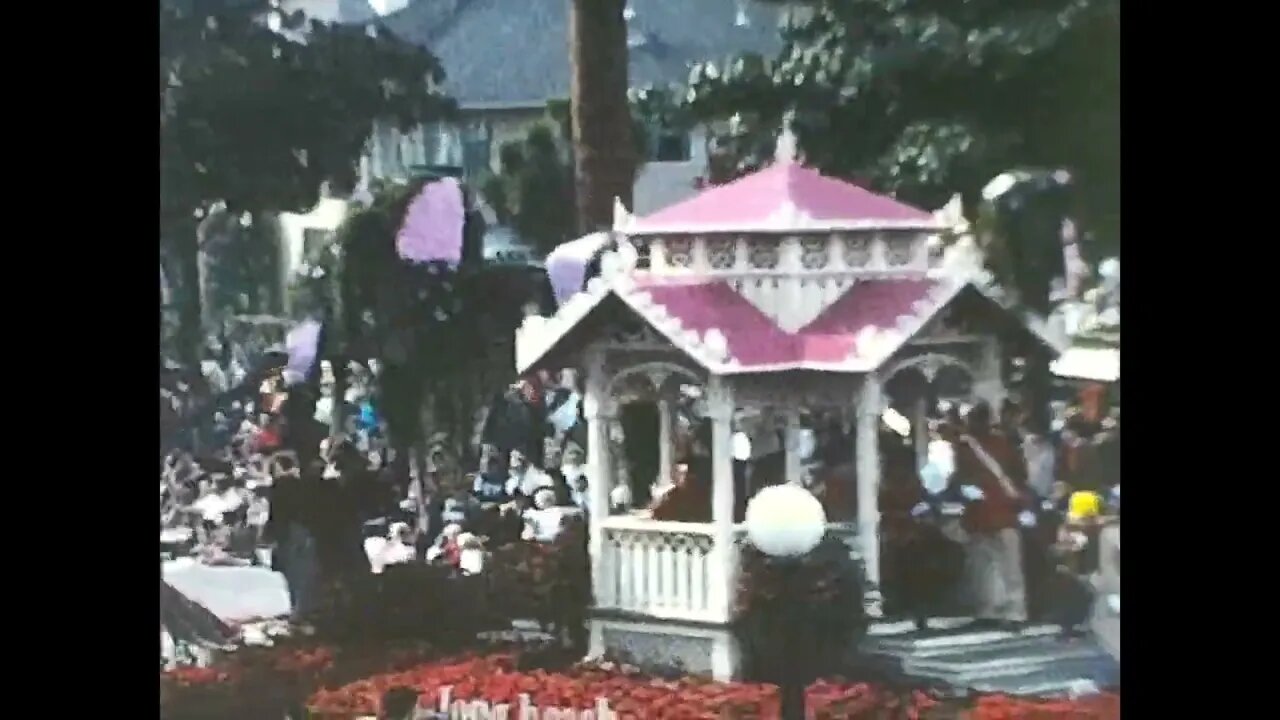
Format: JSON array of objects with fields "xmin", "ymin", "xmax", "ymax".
[
  {"xmin": 956, "ymin": 402, "xmax": 1030, "ymax": 630},
  {"xmin": 1021, "ymin": 417, "xmax": 1059, "ymax": 622}
]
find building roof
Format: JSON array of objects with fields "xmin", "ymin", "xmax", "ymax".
[
  {"xmin": 517, "ymin": 274, "xmax": 1055, "ymax": 375},
  {"xmin": 625, "ymin": 157, "xmax": 942, "ymax": 235},
  {"xmin": 1051, "ymin": 345, "xmax": 1120, "ymax": 383},
  {"xmin": 380, "ymin": 0, "xmax": 783, "ymax": 107}
]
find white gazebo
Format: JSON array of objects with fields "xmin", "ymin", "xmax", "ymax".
[{"xmin": 515, "ymin": 133, "xmax": 1060, "ymax": 679}]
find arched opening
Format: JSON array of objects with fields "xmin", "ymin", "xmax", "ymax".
[{"xmin": 607, "ymin": 363, "xmax": 704, "ymax": 511}]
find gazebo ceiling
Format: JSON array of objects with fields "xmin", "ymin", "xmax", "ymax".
[{"xmin": 622, "ymin": 159, "xmax": 943, "ymax": 236}]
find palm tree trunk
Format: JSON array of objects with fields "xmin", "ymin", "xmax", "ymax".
[{"xmin": 568, "ymin": 0, "xmax": 636, "ymax": 234}]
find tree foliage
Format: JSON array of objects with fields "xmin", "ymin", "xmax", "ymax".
[
  {"xmin": 160, "ymin": 0, "xmax": 456, "ymax": 360},
  {"xmin": 481, "ymin": 124, "xmax": 576, "ymax": 256},
  {"xmin": 335, "ymin": 179, "xmax": 540, "ymax": 466},
  {"xmin": 682, "ymin": 0, "xmax": 1119, "ymax": 255},
  {"xmin": 481, "ymin": 97, "xmax": 652, "ymax": 255}
]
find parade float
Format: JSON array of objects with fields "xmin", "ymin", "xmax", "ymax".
[{"xmin": 514, "ymin": 129, "xmax": 1063, "ymax": 679}]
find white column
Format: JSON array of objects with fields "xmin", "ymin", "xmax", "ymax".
[
  {"xmin": 856, "ymin": 372, "xmax": 883, "ymax": 617},
  {"xmin": 706, "ymin": 376, "xmax": 737, "ymax": 623},
  {"xmin": 657, "ymin": 396, "xmax": 674, "ymax": 490},
  {"xmin": 583, "ymin": 350, "xmax": 614, "ymax": 608},
  {"xmin": 913, "ymin": 395, "xmax": 929, "ymax": 471},
  {"xmin": 783, "ymin": 408, "xmax": 803, "ymax": 485}
]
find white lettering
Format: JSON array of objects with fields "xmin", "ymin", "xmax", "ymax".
[{"xmin": 422, "ymin": 689, "xmax": 613, "ymax": 720}]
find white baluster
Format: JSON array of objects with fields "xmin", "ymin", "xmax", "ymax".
[
  {"xmin": 660, "ymin": 542, "xmax": 675, "ymax": 611},
  {"xmin": 618, "ymin": 536, "xmax": 634, "ymax": 610},
  {"xmin": 631, "ymin": 537, "xmax": 646, "ymax": 613},
  {"xmin": 647, "ymin": 538, "xmax": 660, "ymax": 613},
  {"xmin": 690, "ymin": 541, "xmax": 707, "ymax": 613},
  {"xmin": 676, "ymin": 541, "xmax": 691, "ymax": 613}
]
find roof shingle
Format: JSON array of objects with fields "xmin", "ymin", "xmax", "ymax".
[{"xmin": 381, "ymin": 0, "xmax": 783, "ymax": 107}]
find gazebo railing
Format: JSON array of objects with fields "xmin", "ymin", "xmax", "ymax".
[
  {"xmin": 595, "ymin": 517, "xmax": 864, "ymax": 626},
  {"xmin": 597, "ymin": 517, "xmax": 725, "ymax": 624}
]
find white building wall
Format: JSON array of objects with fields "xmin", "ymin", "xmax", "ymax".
[{"xmin": 632, "ymin": 128, "xmax": 709, "ymax": 216}]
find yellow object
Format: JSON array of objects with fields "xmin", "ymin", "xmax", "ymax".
[{"xmin": 1068, "ymin": 491, "xmax": 1103, "ymax": 522}]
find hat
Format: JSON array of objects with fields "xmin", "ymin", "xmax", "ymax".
[
  {"xmin": 533, "ymin": 488, "xmax": 557, "ymax": 508},
  {"xmin": 1067, "ymin": 491, "xmax": 1103, "ymax": 522}
]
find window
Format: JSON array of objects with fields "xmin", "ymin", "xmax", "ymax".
[
  {"xmin": 370, "ymin": 121, "xmax": 400, "ymax": 180},
  {"xmin": 461, "ymin": 121, "xmax": 492, "ymax": 177},
  {"xmin": 421, "ymin": 121, "xmax": 463, "ymax": 168}
]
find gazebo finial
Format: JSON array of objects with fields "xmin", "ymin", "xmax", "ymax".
[
  {"xmin": 774, "ymin": 111, "xmax": 799, "ymax": 166},
  {"xmin": 613, "ymin": 196, "xmax": 632, "ymax": 231}
]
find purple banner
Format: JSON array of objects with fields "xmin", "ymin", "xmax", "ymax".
[
  {"xmin": 285, "ymin": 320, "xmax": 322, "ymax": 380},
  {"xmin": 546, "ymin": 232, "xmax": 610, "ymax": 306},
  {"xmin": 396, "ymin": 177, "xmax": 466, "ymax": 266}
]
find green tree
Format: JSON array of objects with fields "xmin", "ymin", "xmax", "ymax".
[
  {"xmin": 479, "ymin": 97, "xmax": 652, "ymax": 256},
  {"xmin": 160, "ymin": 0, "xmax": 455, "ymax": 365},
  {"xmin": 683, "ymin": 0, "xmax": 1119, "ymax": 257},
  {"xmin": 336, "ymin": 179, "xmax": 524, "ymax": 490},
  {"xmin": 481, "ymin": 124, "xmax": 576, "ymax": 256}
]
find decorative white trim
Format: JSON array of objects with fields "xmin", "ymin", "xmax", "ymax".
[
  {"xmin": 608, "ymin": 361, "xmax": 701, "ymax": 399},
  {"xmin": 613, "ymin": 197, "xmax": 632, "ymax": 232},
  {"xmin": 881, "ymin": 352, "xmax": 976, "ymax": 385}
]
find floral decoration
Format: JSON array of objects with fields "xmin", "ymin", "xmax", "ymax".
[{"xmin": 304, "ymin": 653, "xmax": 1121, "ymax": 720}]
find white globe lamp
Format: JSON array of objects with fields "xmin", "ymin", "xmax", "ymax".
[{"xmin": 744, "ymin": 484, "xmax": 827, "ymax": 558}]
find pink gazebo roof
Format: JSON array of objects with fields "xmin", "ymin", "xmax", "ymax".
[
  {"xmin": 625, "ymin": 160, "xmax": 942, "ymax": 235},
  {"xmin": 517, "ymin": 275, "xmax": 994, "ymax": 375},
  {"xmin": 632, "ymin": 278, "xmax": 944, "ymax": 371}
]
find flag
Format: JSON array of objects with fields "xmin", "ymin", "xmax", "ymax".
[
  {"xmin": 545, "ymin": 232, "xmax": 611, "ymax": 306},
  {"xmin": 397, "ymin": 177, "xmax": 466, "ymax": 266},
  {"xmin": 284, "ymin": 319, "xmax": 322, "ymax": 384}
]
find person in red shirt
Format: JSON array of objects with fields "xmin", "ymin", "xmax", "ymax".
[
  {"xmin": 955, "ymin": 402, "xmax": 1030, "ymax": 628},
  {"xmin": 253, "ymin": 417, "xmax": 283, "ymax": 454},
  {"xmin": 650, "ymin": 461, "xmax": 712, "ymax": 522}
]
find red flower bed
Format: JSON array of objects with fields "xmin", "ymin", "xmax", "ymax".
[
  {"xmin": 968, "ymin": 692, "xmax": 1122, "ymax": 720},
  {"xmin": 308, "ymin": 654, "xmax": 778, "ymax": 718},
  {"xmin": 306, "ymin": 654, "xmax": 1121, "ymax": 720}
]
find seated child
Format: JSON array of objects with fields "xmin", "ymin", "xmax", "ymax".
[{"xmin": 522, "ymin": 488, "xmax": 567, "ymax": 543}]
